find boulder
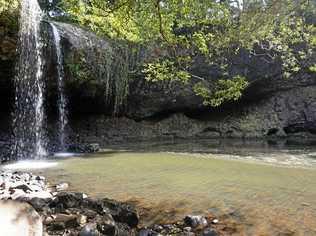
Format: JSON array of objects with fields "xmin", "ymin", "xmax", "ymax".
[
  {"xmin": 50, "ymin": 192, "xmax": 85, "ymax": 209},
  {"xmin": 0, "ymin": 200, "xmax": 43, "ymax": 236},
  {"xmin": 101, "ymin": 198, "xmax": 139, "ymax": 228},
  {"xmin": 96, "ymin": 214, "xmax": 117, "ymax": 236}
]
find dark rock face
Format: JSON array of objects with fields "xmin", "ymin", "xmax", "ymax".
[
  {"xmin": 1, "ymin": 19, "xmax": 316, "ymax": 142},
  {"xmin": 47, "ymin": 22, "xmax": 316, "ymax": 140},
  {"xmin": 65, "ymin": 84, "xmax": 316, "ymax": 142}
]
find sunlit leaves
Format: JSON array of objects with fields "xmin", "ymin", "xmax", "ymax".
[
  {"xmin": 60, "ymin": 0, "xmax": 316, "ymax": 107},
  {"xmin": 194, "ymin": 76, "xmax": 249, "ymax": 106},
  {"xmin": 143, "ymin": 60, "xmax": 191, "ymax": 83}
]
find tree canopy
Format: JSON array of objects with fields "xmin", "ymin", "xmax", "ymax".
[
  {"xmin": 59, "ymin": 0, "xmax": 315, "ymax": 106},
  {"xmin": 1, "ymin": 0, "xmax": 316, "ymax": 107}
]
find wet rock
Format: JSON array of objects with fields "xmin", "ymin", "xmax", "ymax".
[
  {"xmin": 56, "ymin": 182, "xmax": 69, "ymax": 191},
  {"xmin": 82, "ymin": 198, "xmax": 110, "ymax": 215},
  {"xmin": 47, "ymin": 213, "xmax": 79, "ymax": 230},
  {"xmin": 80, "ymin": 223, "xmax": 100, "ymax": 236},
  {"xmin": 152, "ymin": 225, "xmax": 163, "ymax": 232},
  {"xmin": 14, "ymin": 184, "xmax": 32, "ymax": 192},
  {"xmin": 139, "ymin": 228, "xmax": 153, "ymax": 236},
  {"xmin": 10, "ymin": 189, "xmax": 27, "ymax": 200},
  {"xmin": 50, "ymin": 192, "xmax": 85, "ymax": 209},
  {"xmin": 102, "ymin": 198, "xmax": 139, "ymax": 227},
  {"xmin": 96, "ymin": 214, "xmax": 117, "ymax": 236},
  {"xmin": 77, "ymin": 214, "xmax": 88, "ymax": 226},
  {"xmin": 202, "ymin": 228, "xmax": 218, "ymax": 236},
  {"xmin": 85, "ymin": 143, "xmax": 100, "ymax": 153},
  {"xmin": 28, "ymin": 197, "xmax": 50, "ymax": 211},
  {"xmin": 184, "ymin": 215, "xmax": 208, "ymax": 228}
]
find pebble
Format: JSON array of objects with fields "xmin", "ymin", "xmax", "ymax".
[
  {"xmin": 212, "ymin": 219, "xmax": 219, "ymax": 224},
  {"xmin": 184, "ymin": 226, "xmax": 192, "ymax": 232},
  {"xmin": 0, "ymin": 171, "xmax": 52, "ymax": 201},
  {"xmin": 203, "ymin": 228, "xmax": 218, "ymax": 236},
  {"xmin": 56, "ymin": 182, "xmax": 69, "ymax": 192}
]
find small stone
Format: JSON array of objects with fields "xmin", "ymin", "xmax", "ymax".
[
  {"xmin": 96, "ymin": 214, "xmax": 117, "ymax": 236},
  {"xmin": 56, "ymin": 182, "xmax": 69, "ymax": 192},
  {"xmin": 79, "ymin": 223, "xmax": 99, "ymax": 236},
  {"xmin": 183, "ymin": 232, "xmax": 195, "ymax": 236},
  {"xmin": 35, "ymin": 176, "xmax": 45, "ymax": 181},
  {"xmin": 11, "ymin": 189, "xmax": 27, "ymax": 200},
  {"xmin": 203, "ymin": 228, "xmax": 218, "ymax": 236},
  {"xmin": 139, "ymin": 228, "xmax": 152, "ymax": 236},
  {"xmin": 184, "ymin": 215, "xmax": 208, "ymax": 228},
  {"xmin": 212, "ymin": 219, "xmax": 219, "ymax": 224},
  {"xmin": 28, "ymin": 191, "xmax": 53, "ymax": 200},
  {"xmin": 77, "ymin": 214, "xmax": 88, "ymax": 226},
  {"xmin": 153, "ymin": 225, "xmax": 163, "ymax": 232},
  {"xmin": 51, "ymin": 214, "xmax": 79, "ymax": 228},
  {"xmin": 13, "ymin": 184, "xmax": 32, "ymax": 192},
  {"xmin": 183, "ymin": 227, "xmax": 192, "ymax": 232}
]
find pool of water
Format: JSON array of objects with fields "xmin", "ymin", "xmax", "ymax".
[{"xmin": 5, "ymin": 140, "xmax": 316, "ymax": 235}]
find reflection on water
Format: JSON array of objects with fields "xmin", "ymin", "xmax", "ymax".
[{"xmin": 28, "ymin": 140, "xmax": 316, "ymax": 235}]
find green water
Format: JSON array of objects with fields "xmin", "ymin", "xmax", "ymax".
[{"xmin": 36, "ymin": 150, "xmax": 316, "ymax": 235}]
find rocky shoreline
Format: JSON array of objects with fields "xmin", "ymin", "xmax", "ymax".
[{"xmin": 0, "ymin": 171, "xmax": 223, "ymax": 236}]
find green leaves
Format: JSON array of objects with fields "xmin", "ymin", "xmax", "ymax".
[
  {"xmin": 59, "ymin": 0, "xmax": 316, "ymax": 107},
  {"xmin": 194, "ymin": 76, "xmax": 249, "ymax": 107},
  {"xmin": 143, "ymin": 60, "xmax": 190, "ymax": 83}
]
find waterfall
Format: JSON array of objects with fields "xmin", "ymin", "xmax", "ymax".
[
  {"xmin": 12, "ymin": 0, "xmax": 47, "ymax": 160},
  {"xmin": 50, "ymin": 23, "xmax": 68, "ymax": 151}
]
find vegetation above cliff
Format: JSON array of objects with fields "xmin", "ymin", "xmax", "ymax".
[
  {"xmin": 1, "ymin": 0, "xmax": 316, "ymax": 107},
  {"xmin": 0, "ymin": 0, "xmax": 19, "ymax": 61},
  {"xmin": 59, "ymin": 0, "xmax": 316, "ymax": 106}
]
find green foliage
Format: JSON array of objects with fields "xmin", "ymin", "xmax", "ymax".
[
  {"xmin": 60, "ymin": 0, "xmax": 316, "ymax": 107},
  {"xmin": 194, "ymin": 76, "xmax": 249, "ymax": 107},
  {"xmin": 0, "ymin": 0, "xmax": 18, "ymax": 15},
  {"xmin": 66, "ymin": 43, "xmax": 141, "ymax": 113},
  {"xmin": 0, "ymin": 0, "xmax": 19, "ymax": 31},
  {"xmin": 66, "ymin": 51, "xmax": 90, "ymax": 81},
  {"xmin": 0, "ymin": 0, "xmax": 19, "ymax": 61},
  {"xmin": 143, "ymin": 60, "xmax": 190, "ymax": 83},
  {"xmin": 309, "ymin": 65, "xmax": 316, "ymax": 73}
]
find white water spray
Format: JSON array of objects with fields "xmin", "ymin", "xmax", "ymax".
[
  {"xmin": 12, "ymin": 0, "xmax": 47, "ymax": 160},
  {"xmin": 50, "ymin": 23, "xmax": 68, "ymax": 151}
]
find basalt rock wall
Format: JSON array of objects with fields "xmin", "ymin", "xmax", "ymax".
[{"xmin": 1, "ymin": 19, "xmax": 316, "ymax": 145}]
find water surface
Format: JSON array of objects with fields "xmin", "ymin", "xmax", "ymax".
[{"xmin": 30, "ymin": 142, "xmax": 316, "ymax": 236}]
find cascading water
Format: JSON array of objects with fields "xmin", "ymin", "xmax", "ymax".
[
  {"xmin": 12, "ymin": 0, "xmax": 47, "ymax": 160},
  {"xmin": 50, "ymin": 23, "xmax": 68, "ymax": 151}
]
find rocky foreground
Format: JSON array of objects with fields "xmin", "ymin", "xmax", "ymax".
[{"xmin": 0, "ymin": 171, "xmax": 223, "ymax": 236}]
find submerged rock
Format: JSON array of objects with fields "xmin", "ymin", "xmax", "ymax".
[
  {"xmin": 0, "ymin": 171, "xmax": 222, "ymax": 236},
  {"xmin": 184, "ymin": 215, "xmax": 208, "ymax": 228}
]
